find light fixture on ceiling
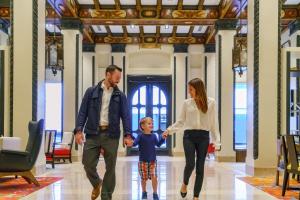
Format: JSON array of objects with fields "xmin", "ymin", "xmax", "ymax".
[
  {"xmin": 130, "ymin": 24, "xmax": 135, "ymax": 29},
  {"xmin": 165, "ymin": 25, "xmax": 169, "ymax": 29},
  {"xmin": 232, "ymin": 0, "xmax": 247, "ymax": 77},
  {"xmin": 46, "ymin": 0, "xmax": 63, "ymax": 76}
]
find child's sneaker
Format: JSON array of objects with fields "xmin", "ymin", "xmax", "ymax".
[
  {"xmin": 142, "ymin": 191, "xmax": 147, "ymax": 199},
  {"xmin": 153, "ymin": 193, "xmax": 159, "ymax": 200}
]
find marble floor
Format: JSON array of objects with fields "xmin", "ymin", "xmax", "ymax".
[{"xmin": 22, "ymin": 156, "xmax": 277, "ymax": 200}]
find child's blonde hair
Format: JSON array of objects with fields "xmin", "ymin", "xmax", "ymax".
[{"xmin": 139, "ymin": 117, "xmax": 153, "ymax": 131}]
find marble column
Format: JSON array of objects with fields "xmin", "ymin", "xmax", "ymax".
[
  {"xmin": 95, "ymin": 44, "xmax": 112, "ymax": 82},
  {"xmin": 214, "ymin": 19, "xmax": 237, "ymax": 162},
  {"xmin": 111, "ymin": 44, "xmax": 127, "ymax": 154},
  {"xmin": 82, "ymin": 44, "xmax": 96, "ymax": 92},
  {"xmin": 246, "ymin": 0, "xmax": 279, "ymax": 175},
  {"xmin": 12, "ymin": 0, "xmax": 46, "ymax": 174},
  {"xmin": 204, "ymin": 44, "xmax": 216, "ymax": 99},
  {"xmin": 61, "ymin": 19, "xmax": 83, "ymax": 160},
  {"xmin": 172, "ymin": 44, "xmax": 188, "ymax": 155},
  {"xmin": 188, "ymin": 45, "xmax": 205, "ymax": 81}
]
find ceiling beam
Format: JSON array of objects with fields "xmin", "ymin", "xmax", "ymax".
[
  {"xmin": 136, "ymin": 0, "xmax": 142, "ymax": 12},
  {"xmin": 205, "ymin": 0, "xmax": 234, "ymax": 43},
  {"xmin": 83, "ymin": 26, "xmax": 94, "ymax": 43},
  {"xmin": 156, "ymin": 26, "xmax": 160, "ymax": 42},
  {"xmin": 188, "ymin": 26, "xmax": 194, "ymax": 37},
  {"xmin": 205, "ymin": 26, "xmax": 215, "ymax": 44},
  {"xmin": 235, "ymin": 0, "xmax": 248, "ymax": 18},
  {"xmin": 220, "ymin": 0, "xmax": 234, "ymax": 18},
  {"xmin": 105, "ymin": 25, "xmax": 112, "ymax": 36},
  {"xmin": 93, "ymin": 0, "xmax": 100, "ymax": 10},
  {"xmin": 157, "ymin": 0, "xmax": 162, "ymax": 17},
  {"xmin": 114, "ymin": 0, "xmax": 121, "ymax": 10},
  {"xmin": 198, "ymin": 0, "xmax": 205, "ymax": 10},
  {"xmin": 139, "ymin": 26, "xmax": 144, "ymax": 37},
  {"xmin": 177, "ymin": 0, "xmax": 183, "ymax": 10},
  {"xmin": 122, "ymin": 25, "xmax": 128, "ymax": 37},
  {"xmin": 172, "ymin": 26, "xmax": 177, "ymax": 37}
]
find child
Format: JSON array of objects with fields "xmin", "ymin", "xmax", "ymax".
[{"xmin": 133, "ymin": 117, "xmax": 168, "ymax": 200}]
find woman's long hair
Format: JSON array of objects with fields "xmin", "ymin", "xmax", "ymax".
[{"xmin": 188, "ymin": 78, "xmax": 208, "ymax": 113}]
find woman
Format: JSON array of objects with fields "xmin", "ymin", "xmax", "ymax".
[{"xmin": 164, "ymin": 78, "xmax": 221, "ymax": 200}]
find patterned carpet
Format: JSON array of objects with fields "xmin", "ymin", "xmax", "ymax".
[
  {"xmin": 238, "ymin": 176, "xmax": 299, "ymax": 200},
  {"xmin": 0, "ymin": 177, "xmax": 63, "ymax": 200}
]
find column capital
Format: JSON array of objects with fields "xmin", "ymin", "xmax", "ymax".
[
  {"xmin": 204, "ymin": 44, "xmax": 215, "ymax": 53},
  {"xmin": 60, "ymin": 18, "xmax": 83, "ymax": 33},
  {"xmin": 289, "ymin": 18, "xmax": 300, "ymax": 36},
  {"xmin": 83, "ymin": 43, "xmax": 95, "ymax": 52},
  {"xmin": 215, "ymin": 19, "xmax": 238, "ymax": 32},
  {"xmin": 174, "ymin": 44, "xmax": 188, "ymax": 53},
  {"xmin": 111, "ymin": 44, "xmax": 126, "ymax": 53}
]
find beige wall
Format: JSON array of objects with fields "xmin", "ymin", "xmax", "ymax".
[{"xmin": 82, "ymin": 52, "xmax": 94, "ymax": 93}]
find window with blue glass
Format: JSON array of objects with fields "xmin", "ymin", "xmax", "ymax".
[
  {"xmin": 234, "ymin": 82, "xmax": 247, "ymax": 150},
  {"xmin": 131, "ymin": 85, "xmax": 167, "ymax": 149}
]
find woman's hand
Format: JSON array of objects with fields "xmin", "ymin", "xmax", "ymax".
[{"xmin": 213, "ymin": 143, "xmax": 221, "ymax": 151}]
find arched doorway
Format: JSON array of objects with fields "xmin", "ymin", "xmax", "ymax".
[{"xmin": 127, "ymin": 75, "xmax": 172, "ymax": 156}]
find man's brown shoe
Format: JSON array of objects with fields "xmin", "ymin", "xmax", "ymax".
[{"xmin": 91, "ymin": 183, "xmax": 102, "ymax": 200}]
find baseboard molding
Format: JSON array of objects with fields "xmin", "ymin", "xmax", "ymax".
[
  {"xmin": 32, "ymin": 164, "xmax": 46, "ymax": 176},
  {"xmin": 118, "ymin": 152, "xmax": 126, "ymax": 157},
  {"xmin": 71, "ymin": 155, "xmax": 82, "ymax": 162},
  {"xmin": 216, "ymin": 156, "xmax": 236, "ymax": 162},
  {"xmin": 172, "ymin": 152, "xmax": 185, "ymax": 156},
  {"xmin": 246, "ymin": 164, "xmax": 276, "ymax": 176}
]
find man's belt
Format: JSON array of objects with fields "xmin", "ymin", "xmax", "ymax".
[{"xmin": 99, "ymin": 125, "xmax": 109, "ymax": 131}]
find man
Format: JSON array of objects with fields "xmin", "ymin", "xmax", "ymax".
[{"xmin": 74, "ymin": 65, "xmax": 134, "ymax": 200}]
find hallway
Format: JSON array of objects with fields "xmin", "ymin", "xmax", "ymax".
[{"xmin": 22, "ymin": 157, "xmax": 276, "ymax": 200}]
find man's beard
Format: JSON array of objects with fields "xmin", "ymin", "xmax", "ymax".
[{"xmin": 108, "ymin": 78, "xmax": 118, "ymax": 87}]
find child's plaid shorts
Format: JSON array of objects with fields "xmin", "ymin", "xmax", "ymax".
[{"xmin": 138, "ymin": 160, "xmax": 157, "ymax": 180}]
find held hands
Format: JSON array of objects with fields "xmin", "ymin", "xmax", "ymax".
[
  {"xmin": 162, "ymin": 130, "xmax": 169, "ymax": 139},
  {"xmin": 75, "ymin": 131, "xmax": 85, "ymax": 145},
  {"xmin": 124, "ymin": 135, "xmax": 134, "ymax": 147}
]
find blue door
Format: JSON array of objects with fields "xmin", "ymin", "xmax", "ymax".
[{"xmin": 127, "ymin": 75, "xmax": 172, "ymax": 156}]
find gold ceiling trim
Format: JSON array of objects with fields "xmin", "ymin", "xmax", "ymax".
[
  {"xmin": 90, "ymin": 9, "xmax": 127, "ymax": 18},
  {"xmin": 140, "ymin": 43, "xmax": 161, "ymax": 48},
  {"xmin": 172, "ymin": 10, "xmax": 209, "ymax": 19},
  {"xmin": 167, "ymin": 37, "xmax": 197, "ymax": 44},
  {"xmin": 104, "ymin": 36, "xmax": 133, "ymax": 43}
]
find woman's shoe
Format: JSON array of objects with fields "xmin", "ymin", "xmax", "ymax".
[
  {"xmin": 180, "ymin": 184, "xmax": 187, "ymax": 198},
  {"xmin": 180, "ymin": 191, "xmax": 187, "ymax": 198}
]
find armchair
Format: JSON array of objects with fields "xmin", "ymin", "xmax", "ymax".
[{"xmin": 0, "ymin": 119, "xmax": 44, "ymax": 186}]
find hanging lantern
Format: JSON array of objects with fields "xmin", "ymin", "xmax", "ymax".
[
  {"xmin": 232, "ymin": 36, "xmax": 247, "ymax": 77},
  {"xmin": 46, "ymin": 0, "xmax": 63, "ymax": 76},
  {"xmin": 232, "ymin": 0, "xmax": 247, "ymax": 77}
]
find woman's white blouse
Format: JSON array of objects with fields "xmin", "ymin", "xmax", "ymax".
[{"xmin": 167, "ymin": 98, "xmax": 221, "ymax": 146}]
